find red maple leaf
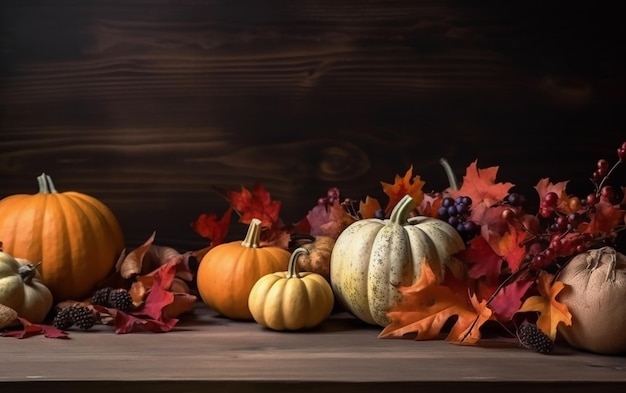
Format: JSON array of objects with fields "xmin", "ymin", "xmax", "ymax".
[
  {"xmin": 380, "ymin": 166, "xmax": 425, "ymax": 216},
  {"xmin": 1, "ymin": 317, "xmax": 69, "ymax": 339},
  {"xmin": 488, "ymin": 278, "xmax": 534, "ymax": 320},
  {"xmin": 227, "ymin": 183, "xmax": 281, "ymax": 228},
  {"xmin": 191, "ymin": 206, "xmax": 233, "ymax": 246},
  {"xmin": 450, "ymin": 160, "xmax": 514, "ymax": 208},
  {"xmin": 457, "ymin": 235, "xmax": 503, "ymax": 283}
]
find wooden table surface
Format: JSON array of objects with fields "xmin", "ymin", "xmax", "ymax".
[{"xmin": 1, "ymin": 302, "xmax": 625, "ymax": 393}]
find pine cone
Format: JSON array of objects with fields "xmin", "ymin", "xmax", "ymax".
[
  {"xmin": 517, "ymin": 322, "xmax": 554, "ymax": 354},
  {"xmin": 68, "ymin": 305, "xmax": 96, "ymax": 331},
  {"xmin": 91, "ymin": 287, "xmax": 112, "ymax": 306},
  {"xmin": 52, "ymin": 307, "xmax": 74, "ymax": 330},
  {"xmin": 109, "ymin": 289, "xmax": 133, "ymax": 312}
]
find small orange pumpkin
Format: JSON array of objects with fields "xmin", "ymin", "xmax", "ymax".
[
  {"xmin": 196, "ymin": 218, "xmax": 291, "ymax": 320},
  {"xmin": 0, "ymin": 173, "xmax": 125, "ymax": 301}
]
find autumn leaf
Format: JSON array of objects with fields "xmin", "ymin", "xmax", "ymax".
[
  {"xmin": 1, "ymin": 317, "xmax": 69, "ymax": 339},
  {"xmin": 0, "ymin": 303, "xmax": 18, "ymax": 329},
  {"xmin": 488, "ymin": 278, "xmax": 534, "ymax": 320},
  {"xmin": 534, "ymin": 178, "xmax": 571, "ymax": 213},
  {"xmin": 379, "ymin": 260, "xmax": 493, "ymax": 344},
  {"xmin": 227, "ymin": 183, "xmax": 281, "ymax": 228},
  {"xmin": 517, "ymin": 271, "xmax": 572, "ymax": 340},
  {"xmin": 115, "ymin": 232, "xmax": 195, "ymax": 282},
  {"xmin": 380, "ymin": 166, "xmax": 425, "ymax": 216},
  {"xmin": 450, "ymin": 160, "xmax": 514, "ymax": 209},
  {"xmin": 581, "ymin": 200, "xmax": 625, "ymax": 234},
  {"xmin": 417, "ymin": 193, "xmax": 443, "ymax": 218},
  {"xmin": 191, "ymin": 206, "xmax": 233, "ymax": 247},
  {"xmin": 359, "ymin": 196, "xmax": 382, "ymax": 219},
  {"xmin": 491, "ymin": 224, "xmax": 528, "ymax": 273},
  {"xmin": 306, "ymin": 200, "xmax": 356, "ymax": 239},
  {"xmin": 456, "ymin": 235, "xmax": 503, "ymax": 283}
]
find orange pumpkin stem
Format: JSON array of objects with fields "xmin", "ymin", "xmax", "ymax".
[
  {"xmin": 287, "ymin": 247, "xmax": 308, "ymax": 279},
  {"xmin": 241, "ymin": 218, "xmax": 263, "ymax": 248},
  {"xmin": 37, "ymin": 173, "xmax": 58, "ymax": 194}
]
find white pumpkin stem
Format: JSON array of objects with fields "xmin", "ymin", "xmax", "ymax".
[
  {"xmin": 241, "ymin": 218, "xmax": 263, "ymax": 248},
  {"xmin": 37, "ymin": 173, "xmax": 58, "ymax": 194},
  {"xmin": 389, "ymin": 194, "xmax": 414, "ymax": 224},
  {"xmin": 439, "ymin": 158, "xmax": 458, "ymax": 190},
  {"xmin": 585, "ymin": 246, "xmax": 617, "ymax": 281},
  {"xmin": 287, "ymin": 247, "xmax": 308, "ymax": 279}
]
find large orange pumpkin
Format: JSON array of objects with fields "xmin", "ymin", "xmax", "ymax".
[
  {"xmin": 196, "ymin": 218, "xmax": 290, "ymax": 320},
  {"xmin": 0, "ymin": 173, "xmax": 125, "ymax": 301}
]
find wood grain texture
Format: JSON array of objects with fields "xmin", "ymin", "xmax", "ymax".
[
  {"xmin": 1, "ymin": 0, "xmax": 624, "ymax": 250},
  {"xmin": 1, "ymin": 302, "xmax": 625, "ymax": 392}
]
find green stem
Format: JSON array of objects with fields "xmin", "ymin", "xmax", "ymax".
[
  {"xmin": 241, "ymin": 218, "xmax": 263, "ymax": 248},
  {"xmin": 389, "ymin": 194, "xmax": 414, "ymax": 224},
  {"xmin": 439, "ymin": 158, "xmax": 458, "ymax": 190},
  {"xmin": 287, "ymin": 247, "xmax": 308, "ymax": 279}
]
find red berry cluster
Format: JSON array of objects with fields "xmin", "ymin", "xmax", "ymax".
[{"xmin": 526, "ymin": 141, "xmax": 625, "ymax": 271}]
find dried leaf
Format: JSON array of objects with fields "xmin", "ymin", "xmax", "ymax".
[
  {"xmin": 191, "ymin": 206, "xmax": 233, "ymax": 247},
  {"xmin": 117, "ymin": 231, "xmax": 156, "ymax": 278},
  {"xmin": 359, "ymin": 196, "xmax": 382, "ymax": 219},
  {"xmin": 0, "ymin": 304, "xmax": 18, "ymax": 329},
  {"xmin": 1, "ymin": 317, "xmax": 69, "ymax": 339},
  {"xmin": 162, "ymin": 293, "xmax": 197, "ymax": 320}
]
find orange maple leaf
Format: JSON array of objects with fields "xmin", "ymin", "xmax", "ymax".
[
  {"xmin": 226, "ymin": 183, "xmax": 281, "ymax": 228},
  {"xmin": 450, "ymin": 160, "xmax": 514, "ymax": 208},
  {"xmin": 380, "ymin": 166, "xmax": 425, "ymax": 216},
  {"xmin": 491, "ymin": 223, "xmax": 528, "ymax": 273},
  {"xmin": 517, "ymin": 271, "xmax": 572, "ymax": 340},
  {"xmin": 379, "ymin": 260, "xmax": 493, "ymax": 344},
  {"xmin": 359, "ymin": 196, "xmax": 382, "ymax": 219},
  {"xmin": 581, "ymin": 200, "xmax": 625, "ymax": 234}
]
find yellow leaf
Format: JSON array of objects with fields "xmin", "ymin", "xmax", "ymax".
[{"xmin": 518, "ymin": 271, "xmax": 572, "ymax": 340}]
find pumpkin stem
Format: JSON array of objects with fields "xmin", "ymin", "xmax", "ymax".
[
  {"xmin": 389, "ymin": 194, "xmax": 414, "ymax": 224},
  {"xmin": 37, "ymin": 173, "xmax": 58, "ymax": 194},
  {"xmin": 439, "ymin": 158, "xmax": 458, "ymax": 190},
  {"xmin": 287, "ymin": 247, "xmax": 308, "ymax": 279},
  {"xmin": 18, "ymin": 261, "xmax": 42, "ymax": 284},
  {"xmin": 241, "ymin": 218, "xmax": 263, "ymax": 248}
]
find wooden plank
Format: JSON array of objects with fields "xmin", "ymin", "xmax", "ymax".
[
  {"xmin": 0, "ymin": 1, "xmax": 624, "ymax": 253},
  {"xmin": 1, "ymin": 302, "xmax": 625, "ymax": 393}
]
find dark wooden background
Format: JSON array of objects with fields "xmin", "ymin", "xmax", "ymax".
[{"xmin": 1, "ymin": 0, "xmax": 624, "ymax": 252}]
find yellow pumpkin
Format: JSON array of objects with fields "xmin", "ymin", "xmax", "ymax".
[
  {"xmin": 330, "ymin": 194, "xmax": 465, "ymax": 327},
  {"xmin": 248, "ymin": 247, "xmax": 335, "ymax": 331},
  {"xmin": 0, "ymin": 173, "xmax": 125, "ymax": 301},
  {"xmin": 0, "ymin": 249, "xmax": 53, "ymax": 324},
  {"xmin": 556, "ymin": 247, "xmax": 626, "ymax": 355},
  {"xmin": 196, "ymin": 218, "xmax": 291, "ymax": 320}
]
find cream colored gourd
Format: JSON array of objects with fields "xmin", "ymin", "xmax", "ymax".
[
  {"xmin": 248, "ymin": 247, "xmax": 334, "ymax": 331},
  {"xmin": 0, "ymin": 249, "xmax": 53, "ymax": 324},
  {"xmin": 330, "ymin": 194, "xmax": 465, "ymax": 327},
  {"xmin": 556, "ymin": 247, "xmax": 626, "ymax": 355}
]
